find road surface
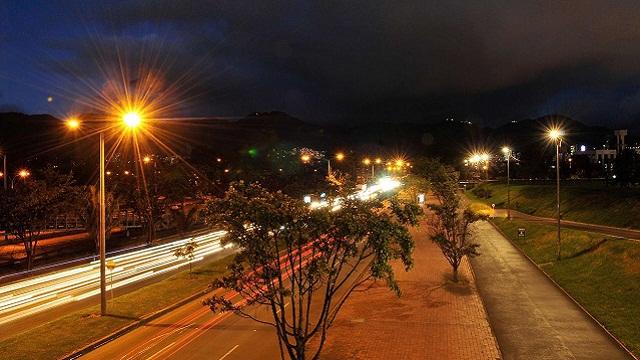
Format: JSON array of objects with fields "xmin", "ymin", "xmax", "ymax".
[
  {"xmin": 79, "ymin": 255, "xmax": 371, "ymax": 360},
  {"xmin": 470, "ymin": 220, "xmax": 634, "ymax": 360},
  {"xmin": 0, "ymin": 231, "xmax": 232, "ymax": 335}
]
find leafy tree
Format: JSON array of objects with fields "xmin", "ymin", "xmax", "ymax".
[
  {"xmin": 203, "ymin": 182, "xmax": 421, "ymax": 360},
  {"xmin": 76, "ymin": 185, "xmax": 120, "ymax": 254},
  {"xmin": 174, "ymin": 239, "xmax": 199, "ymax": 276},
  {"xmin": 416, "ymin": 158, "xmax": 487, "ymax": 282},
  {"xmin": 614, "ymin": 149, "xmax": 640, "ymax": 187},
  {"xmin": 0, "ymin": 169, "xmax": 75, "ymax": 269}
]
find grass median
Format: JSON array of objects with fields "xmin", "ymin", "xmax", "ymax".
[
  {"xmin": 492, "ymin": 218, "xmax": 640, "ymax": 355},
  {"xmin": 0, "ymin": 254, "xmax": 234, "ymax": 360},
  {"xmin": 467, "ymin": 182, "xmax": 640, "ymax": 229}
]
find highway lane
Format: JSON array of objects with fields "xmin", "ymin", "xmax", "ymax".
[
  {"xmin": 0, "ymin": 230, "xmax": 232, "ymax": 330},
  {"xmin": 80, "ymin": 257, "xmax": 371, "ymax": 360}
]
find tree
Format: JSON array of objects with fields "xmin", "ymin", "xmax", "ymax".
[
  {"xmin": 174, "ymin": 239, "xmax": 199, "ymax": 276},
  {"xmin": 416, "ymin": 158, "xmax": 487, "ymax": 282},
  {"xmin": 76, "ymin": 185, "xmax": 120, "ymax": 254},
  {"xmin": 614, "ymin": 149, "xmax": 640, "ymax": 187},
  {"xmin": 0, "ymin": 169, "xmax": 75, "ymax": 270},
  {"xmin": 203, "ymin": 182, "xmax": 421, "ymax": 360}
]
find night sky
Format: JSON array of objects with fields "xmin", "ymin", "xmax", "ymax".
[{"xmin": 3, "ymin": 1, "xmax": 640, "ymax": 127}]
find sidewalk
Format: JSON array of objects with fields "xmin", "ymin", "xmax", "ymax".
[
  {"xmin": 470, "ymin": 221, "xmax": 634, "ymax": 359},
  {"xmin": 320, "ymin": 222, "xmax": 501, "ymax": 360}
]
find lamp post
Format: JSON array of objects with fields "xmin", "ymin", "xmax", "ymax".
[
  {"xmin": 363, "ymin": 158, "xmax": 374, "ymax": 178},
  {"xmin": 66, "ymin": 112, "xmax": 142, "ymax": 315},
  {"xmin": 1, "ymin": 152, "xmax": 6, "ymax": 190},
  {"xmin": 10, "ymin": 169, "xmax": 30, "ymax": 189},
  {"xmin": 501, "ymin": 147, "xmax": 512, "ymax": 219},
  {"xmin": 548, "ymin": 128, "xmax": 563, "ymax": 260}
]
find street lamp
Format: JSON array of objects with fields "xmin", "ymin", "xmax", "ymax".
[
  {"xmin": 548, "ymin": 127, "xmax": 564, "ymax": 260},
  {"xmin": 501, "ymin": 146, "xmax": 512, "ymax": 219},
  {"xmin": 10, "ymin": 169, "xmax": 30, "ymax": 189},
  {"xmin": 328, "ymin": 152, "xmax": 345, "ymax": 177},
  {"xmin": 66, "ymin": 111, "xmax": 143, "ymax": 316},
  {"xmin": 362, "ymin": 158, "xmax": 375, "ymax": 178}
]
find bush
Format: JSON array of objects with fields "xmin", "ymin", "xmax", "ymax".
[{"xmin": 472, "ymin": 184, "xmax": 493, "ymax": 199}]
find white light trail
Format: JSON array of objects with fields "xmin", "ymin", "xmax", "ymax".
[{"xmin": 0, "ymin": 230, "xmax": 229, "ymax": 326}]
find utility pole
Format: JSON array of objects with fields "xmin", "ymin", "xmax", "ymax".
[
  {"xmin": 555, "ymin": 139, "xmax": 561, "ymax": 260},
  {"xmin": 99, "ymin": 131, "xmax": 107, "ymax": 315}
]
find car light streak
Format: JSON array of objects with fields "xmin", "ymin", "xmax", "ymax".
[{"xmin": 0, "ymin": 231, "xmax": 229, "ymax": 326}]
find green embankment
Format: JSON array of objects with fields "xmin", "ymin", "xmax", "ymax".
[
  {"xmin": 492, "ymin": 218, "xmax": 640, "ymax": 355},
  {"xmin": 0, "ymin": 255, "xmax": 234, "ymax": 360},
  {"xmin": 467, "ymin": 183, "xmax": 640, "ymax": 229}
]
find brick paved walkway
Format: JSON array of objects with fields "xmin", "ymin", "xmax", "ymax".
[{"xmin": 320, "ymin": 222, "xmax": 501, "ymax": 360}]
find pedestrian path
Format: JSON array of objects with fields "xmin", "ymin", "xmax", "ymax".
[
  {"xmin": 471, "ymin": 221, "xmax": 634, "ymax": 360},
  {"xmin": 320, "ymin": 222, "xmax": 501, "ymax": 360}
]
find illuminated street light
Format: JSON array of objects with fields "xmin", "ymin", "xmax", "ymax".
[
  {"xmin": 547, "ymin": 127, "xmax": 565, "ymax": 260},
  {"xmin": 122, "ymin": 112, "xmax": 142, "ymax": 128},
  {"xmin": 335, "ymin": 152, "xmax": 345, "ymax": 161},
  {"xmin": 65, "ymin": 118, "xmax": 80, "ymax": 129},
  {"xmin": 10, "ymin": 169, "xmax": 30, "ymax": 189},
  {"xmin": 300, "ymin": 154, "xmax": 311, "ymax": 163},
  {"xmin": 363, "ymin": 158, "xmax": 371, "ymax": 165},
  {"xmin": 143, "ymin": 156, "xmax": 151, "ymax": 164},
  {"xmin": 502, "ymin": 146, "xmax": 512, "ymax": 219},
  {"xmin": 66, "ymin": 108, "xmax": 143, "ymax": 315}
]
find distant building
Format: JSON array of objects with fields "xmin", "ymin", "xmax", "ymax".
[{"xmin": 571, "ymin": 129, "xmax": 628, "ymax": 173}]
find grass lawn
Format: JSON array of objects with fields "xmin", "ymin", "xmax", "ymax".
[
  {"xmin": 493, "ymin": 218, "xmax": 640, "ymax": 355},
  {"xmin": 467, "ymin": 183, "xmax": 640, "ymax": 229},
  {"xmin": 0, "ymin": 254, "xmax": 234, "ymax": 360}
]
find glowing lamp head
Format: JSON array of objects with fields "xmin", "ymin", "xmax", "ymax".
[
  {"xmin": 548, "ymin": 128, "xmax": 563, "ymax": 141},
  {"xmin": 501, "ymin": 146, "xmax": 511, "ymax": 154},
  {"xmin": 480, "ymin": 153, "xmax": 490, "ymax": 162},
  {"xmin": 300, "ymin": 154, "xmax": 311, "ymax": 163},
  {"xmin": 122, "ymin": 112, "xmax": 142, "ymax": 128},
  {"xmin": 375, "ymin": 158, "xmax": 382, "ymax": 164},
  {"xmin": 66, "ymin": 118, "xmax": 80, "ymax": 129},
  {"xmin": 395, "ymin": 159, "xmax": 404, "ymax": 167},
  {"xmin": 363, "ymin": 158, "xmax": 371, "ymax": 165},
  {"xmin": 18, "ymin": 169, "xmax": 30, "ymax": 178},
  {"xmin": 143, "ymin": 156, "xmax": 151, "ymax": 164},
  {"xmin": 0, "ymin": 172, "xmax": 3, "ymax": 177},
  {"xmin": 335, "ymin": 153, "xmax": 345, "ymax": 161}
]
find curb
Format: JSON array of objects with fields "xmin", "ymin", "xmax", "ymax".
[
  {"xmin": 487, "ymin": 220, "xmax": 639, "ymax": 360},
  {"xmin": 61, "ymin": 285, "xmax": 220, "ymax": 360},
  {"xmin": 465, "ymin": 256, "xmax": 504, "ymax": 360}
]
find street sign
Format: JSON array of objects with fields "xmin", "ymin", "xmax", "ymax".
[{"xmin": 518, "ymin": 228, "xmax": 526, "ymax": 238}]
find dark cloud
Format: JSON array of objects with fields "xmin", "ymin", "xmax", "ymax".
[{"xmin": 9, "ymin": 0, "xmax": 640, "ymax": 125}]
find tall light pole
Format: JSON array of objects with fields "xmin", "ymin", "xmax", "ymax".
[
  {"xmin": 501, "ymin": 147, "xmax": 512, "ymax": 219},
  {"xmin": 363, "ymin": 158, "xmax": 374, "ymax": 178},
  {"xmin": 548, "ymin": 128, "xmax": 563, "ymax": 260},
  {"xmin": 10, "ymin": 169, "xmax": 30, "ymax": 189},
  {"xmin": 67, "ymin": 112, "xmax": 141, "ymax": 315},
  {"xmin": 2, "ymin": 152, "xmax": 6, "ymax": 190}
]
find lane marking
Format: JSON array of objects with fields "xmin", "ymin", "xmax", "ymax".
[
  {"xmin": 218, "ymin": 345, "xmax": 239, "ymax": 360},
  {"xmin": 146, "ymin": 341, "xmax": 176, "ymax": 360}
]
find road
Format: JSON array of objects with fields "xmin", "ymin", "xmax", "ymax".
[
  {"xmin": 470, "ymin": 220, "xmax": 634, "ymax": 359},
  {"xmin": 79, "ymin": 254, "xmax": 371, "ymax": 360},
  {"xmin": 493, "ymin": 208, "xmax": 640, "ymax": 240},
  {"xmin": 0, "ymin": 230, "xmax": 232, "ymax": 333}
]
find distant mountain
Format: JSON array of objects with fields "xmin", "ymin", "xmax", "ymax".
[{"xmin": 0, "ymin": 111, "xmax": 626, "ymax": 177}]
